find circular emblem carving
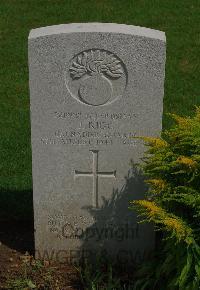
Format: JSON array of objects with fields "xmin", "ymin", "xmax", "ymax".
[{"xmin": 65, "ymin": 49, "xmax": 127, "ymax": 106}]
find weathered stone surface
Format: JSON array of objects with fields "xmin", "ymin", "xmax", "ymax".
[{"xmin": 29, "ymin": 23, "xmax": 166, "ymax": 265}]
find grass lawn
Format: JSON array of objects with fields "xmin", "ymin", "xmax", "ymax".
[{"xmin": 0, "ymin": 0, "xmax": 199, "ymax": 219}]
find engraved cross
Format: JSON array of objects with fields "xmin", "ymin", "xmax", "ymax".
[{"xmin": 74, "ymin": 150, "xmax": 116, "ymax": 208}]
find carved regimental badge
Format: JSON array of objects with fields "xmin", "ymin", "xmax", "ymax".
[{"xmin": 65, "ymin": 49, "xmax": 127, "ymax": 106}]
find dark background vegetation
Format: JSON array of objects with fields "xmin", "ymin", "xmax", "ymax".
[{"xmin": 0, "ymin": 0, "xmax": 199, "ymax": 220}]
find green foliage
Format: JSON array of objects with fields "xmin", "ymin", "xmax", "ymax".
[
  {"xmin": 79, "ymin": 258, "xmax": 134, "ymax": 289},
  {"xmin": 80, "ymin": 262, "xmax": 120, "ymax": 290},
  {"xmin": 130, "ymin": 107, "xmax": 200, "ymax": 290},
  {"xmin": 6, "ymin": 254, "xmax": 59, "ymax": 290},
  {"xmin": 7, "ymin": 278, "xmax": 36, "ymax": 290}
]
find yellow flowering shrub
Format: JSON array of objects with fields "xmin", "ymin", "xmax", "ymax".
[
  {"xmin": 169, "ymin": 113, "xmax": 192, "ymax": 128},
  {"xmin": 138, "ymin": 136, "xmax": 168, "ymax": 148},
  {"xmin": 131, "ymin": 107, "xmax": 200, "ymax": 290},
  {"xmin": 176, "ymin": 156, "xmax": 197, "ymax": 168},
  {"xmin": 132, "ymin": 200, "xmax": 165, "ymax": 217},
  {"xmin": 133, "ymin": 200, "xmax": 193, "ymax": 244},
  {"xmin": 146, "ymin": 178, "xmax": 166, "ymax": 191}
]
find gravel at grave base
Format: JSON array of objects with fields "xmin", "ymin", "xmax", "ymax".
[{"xmin": 0, "ymin": 220, "xmax": 81, "ymax": 289}]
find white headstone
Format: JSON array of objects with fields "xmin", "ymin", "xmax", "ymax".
[{"xmin": 29, "ymin": 23, "xmax": 166, "ymax": 265}]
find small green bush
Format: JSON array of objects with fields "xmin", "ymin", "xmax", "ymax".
[{"xmin": 130, "ymin": 107, "xmax": 200, "ymax": 290}]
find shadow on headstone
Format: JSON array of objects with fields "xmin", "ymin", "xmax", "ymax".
[
  {"xmin": 75, "ymin": 163, "xmax": 154, "ymax": 268},
  {"xmin": 0, "ymin": 189, "xmax": 34, "ymax": 254}
]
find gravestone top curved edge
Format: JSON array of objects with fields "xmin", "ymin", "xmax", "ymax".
[{"xmin": 29, "ymin": 22, "xmax": 166, "ymax": 42}]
